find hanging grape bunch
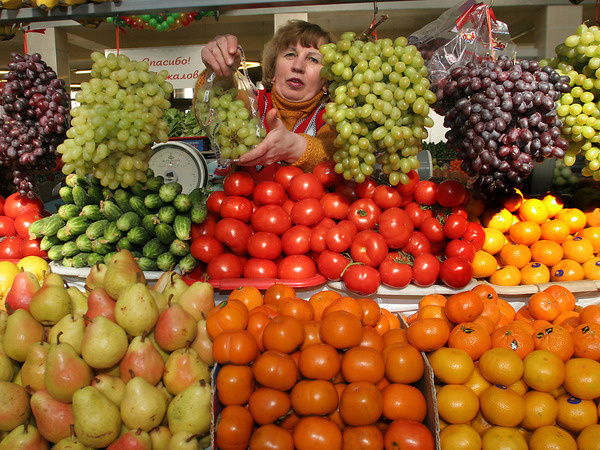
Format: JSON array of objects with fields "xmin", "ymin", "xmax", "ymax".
[
  {"xmin": 541, "ymin": 23, "xmax": 600, "ymax": 180},
  {"xmin": 0, "ymin": 52, "xmax": 69, "ymax": 198},
  {"xmin": 58, "ymin": 52, "xmax": 173, "ymax": 190},
  {"xmin": 434, "ymin": 56, "xmax": 571, "ymax": 198},
  {"xmin": 107, "ymin": 11, "xmax": 215, "ymax": 32},
  {"xmin": 320, "ymin": 30, "xmax": 437, "ymax": 186}
]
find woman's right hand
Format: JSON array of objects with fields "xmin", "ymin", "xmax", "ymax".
[{"xmin": 201, "ymin": 34, "xmax": 242, "ymax": 78}]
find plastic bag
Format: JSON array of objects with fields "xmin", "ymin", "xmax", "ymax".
[
  {"xmin": 409, "ymin": 0, "xmax": 516, "ymax": 94},
  {"xmin": 193, "ymin": 46, "xmax": 266, "ymax": 170}
]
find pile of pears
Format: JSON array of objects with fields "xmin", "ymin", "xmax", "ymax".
[{"xmin": 0, "ymin": 249, "xmax": 216, "ymax": 449}]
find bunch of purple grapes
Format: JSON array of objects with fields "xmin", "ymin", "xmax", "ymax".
[
  {"xmin": 0, "ymin": 52, "xmax": 69, "ymax": 198},
  {"xmin": 434, "ymin": 56, "xmax": 571, "ymax": 198}
]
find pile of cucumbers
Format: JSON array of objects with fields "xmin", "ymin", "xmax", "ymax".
[{"xmin": 30, "ymin": 172, "xmax": 208, "ymax": 272}]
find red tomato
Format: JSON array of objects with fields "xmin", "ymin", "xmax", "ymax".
[
  {"xmin": 402, "ymin": 231, "xmax": 431, "ymax": 257},
  {"xmin": 310, "ymin": 226, "xmax": 329, "ymax": 253},
  {"xmin": 274, "ymin": 165, "xmax": 303, "ymax": 189},
  {"xmin": 243, "ymin": 258, "xmax": 278, "ymax": 279},
  {"xmin": 190, "ymin": 236, "xmax": 225, "ymax": 263},
  {"xmin": 372, "ymin": 185, "xmax": 402, "ymax": 210},
  {"xmin": 191, "ymin": 214, "xmax": 217, "ymax": 239},
  {"xmin": 290, "ymin": 198, "xmax": 324, "ymax": 226},
  {"xmin": 335, "ymin": 180, "xmax": 359, "ymax": 203},
  {"xmin": 439, "ymin": 256, "xmax": 474, "ymax": 289},
  {"xmin": 350, "ymin": 230, "xmax": 388, "ymax": 267},
  {"xmin": 420, "ymin": 217, "xmax": 446, "ymax": 243},
  {"xmin": 3, "ymin": 193, "xmax": 44, "ymax": 219},
  {"xmin": 0, "ymin": 236, "xmax": 23, "ymax": 259},
  {"xmin": 21, "ymin": 238, "xmax": 47, "ymax": 258},
  {"xmin": 320, "ymin": 193, "xmax": 351, "ymax": 221},
  {"xmin": 0, "ymin": 195, "xmax": 4, "ymax": 215},
  {"xmin": 462, "ymin": 222, "xmax": 486, "ymax": 251},
  {"xmin": 384, "ymin": 419, "xmax": 435, "ymax": 450},
  {"xmin": 437, "ymin": 180, "xmax": 468, "ymax": 208},
  {"xmin": 413, "ymin": 180, "xmax": 438, "ymax": 206},
  {"xmin": 246, "ymin": 231, "xmax": 282, "ymax": 260},
  {"xmin": 223, "ymin": 171, "xmax": 255, "ymax": 197},
  {"xmin": 287, "ymin": 173, "xmax": 325, "ymax": 201},
  {"xmin": 379, "ymin": 252, "xmax": 413, "ymax": 288},
  {"xmin": 219, "ymin": 195, "xmax": 253, "ymax": 222},
  {"xmin": 443, "ymin": 213, "xmax": 468, "ymax": 240},
  {"xmin": 316, "ymin": 250, "xmax": 350, "ymax": 281},
  {"xmin": 325, "ymin": 220, "xmax": 357, "ymax": 253},
  {"xmin": 278, "ymin": 255, "xmax": 317, "ymax": 279},
  {"xmin": 251, "ymin": 205, "xmax": 292, "ymax": 236},
  {"xmin": 313, "ymin": 161, "xmax": 342, "ymax": 188},
  {"xmin": 395, "ymin": 170, "xmax": 419, "ymax": 197},
  {"xmin": 347, "ymin": 199, "xmax": 381, "ymax": 231},
  {"xmin": 451, "ymin": 205, "xmax": 469, "ymax": 218},
  {"xmin": 399, "ymin": 193, "xmax": 413, "ymax": 208},
  {"xmin": 281, "ymin": 225, "xmax": 312, "ymax": 256},
  {"xmin": 412, "ymin": 253, "xmax": 441, "ymax": 287},
  {"xmin": 206, "ymin": 191, "xmax": 227, "ymax": 216},
  {"xmin": 404, "ymin": 202, "xmax": 433, "ymax": 229},
  {"xmin": 253, "ymin": 180, "xmax": 287, "ymax": 206},
  {"xmin": 206, "ymin": 253, "xmax": 244, "ymax": 279},
  {"xmin": 356, "ymin": 177, "xmax": 378, "ymax": 199},
  {"xmin": 0, "ymin": 216, "xmax": 16, "ymax": 237},
  {"xmin": 378, "ymin": 208, "xmax": 413, "ymax": 250},
  {"xmin": 282, "ymin": 198, "xmax": 295, "ymax": 216},
  {"xmin": 14, "ymin": 212, "xmax": 44, "ymax": 240},
  {"xmin": 343, "ymin": 264, "xmax": 381, "ymax": 296},
  {"xmin": 214, "ymin": 218, "xmax": 252, "ymax": 255},
  {"xmin": 444, "ymin": 239, "xmax": 476, "ymax": 262}
]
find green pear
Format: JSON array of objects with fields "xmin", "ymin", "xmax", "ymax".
[
  {"xmin": 190, "ymin": 318, "xmax": 214, "ymax": 367},
  {"xmin": 104, "ymin": 250, "xmax": 146, "ymax": 300},
  {"xmin": 30, "ymin": 388, "xmax": 75, "ymax": 443},
  {"xmin": 48, "ymin": 313, "xmax": 86, "ymax": 356},
  {"xmin": 12, "ymin": 369, "xmax": 22, "ymax": 385},
  {"xmin": 149, "ymin": 426, "xmax": 172, "ymax": 450},
  {"xmin": 0, "ymin": 423, "xmax": 49, "ymax": 449},
  {"xmin": 67, "ymin": 287, "xmax": 88, "ymax": 317},
  {"xmin": 148, "ymin": 332, "xmax": 170, "ymax": 363},
  {"xmin": 0, "ymin": 381, "xmax": 30, "ymax": 431},
  {"xmin": 81, "ymin": 316, "xmax": 128, "ymax": 370},
  {"xmin": 176, "ymin": 281, "xmax": 215, "ymax": 321},
  {"xmin": 53, "ymin": 432, "xmax": 93, "ymax": 449},
  {"xmin": 2, "ymin": 308, "xmax": 44, "ymax": 362},
  {"xmin": 42, "ymin": 272, "xmax": 66, "ymax": 288},
  {"xmin": 166, "ymin": 380, "xmax": 211, "ymax": 435},
  {"xmin": 29, "ymin": 284, "xmax": 71, "ymax": 326},
  {"xmin": 107, "ymin": 428, "xmax": 152, "ymax": 449},
  {"xmin": 152, "ymin": 270, "xmax": 180, "ymax": 294},
  {"xmin": 72, "ymin": 386, "xmax": 121, "ymax": 448},
  {"xmin": 0, "ymin": 340, "xmax": 16, "ymax": 382},
  {"xmin": 149, "ymin": 289, "xmax": 168, "ymax": 311},
  {"xmin": 162, "ymin": 347, "xmax": 210, "ymax": 396},
  {"xmin": 91, "ymin": 374, "xmax": 126, "ymax": 407},
  {"xmin": 166, "ymin": 431, "xmax": 199, "ymax": 449},
  {"xmin": 45, "ymin": 339, "xmax": 92, "ymax": 403},
  {"xmin": 115, "ymin": 283, "xmax": 159, "ymax": 336},
  {"xmin": 20, "ymin": 339, "xmax": 50, "ymax": 391},
  {"xmin": 0, "ymin": 309, "xmax": 7, "ymax": 336},
  {"xmin": 120, "ymin": 376, "xmax": 168, "ymax": 431},
  {"xmin": 161, "ymin": 276, "xmax": 189, "ymax": 305},
  {"xmin": 119, "ymin": 333, "xmax": 164, "ymax": 385},
  {"xmin": 85, "ymin": 262, "xmax": 107, "ymax": 291}
]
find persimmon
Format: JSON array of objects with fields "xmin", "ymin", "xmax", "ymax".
[
  {"xmin": 290, "ymin": 379, "xmax": 339, "ymax": 416},
  {"xmin": 262, "ymin": 315, "xmax": 305, "ymax": 354},
  {"xmin": 293, "ymin": 416, "xmax": 342, "ymax": 450},
  {"xmin": 320, "ymin": 310, "xmax": 363, "ymax": 349},
  {"xmin": 383, "ymin": 343, "xmax": 424, "ymax": 384},
  {"xmin": 216, "ymin": 364, "xmax": 255, "ymax": 406},
  {"xmin": 206, "ymin": 299, "xmax": 249, "ymax": 339},
  {"xmin": 252, "ymin": 350, "xmax": 298, "ymax": 391},
  {"xmin": 297, "ymin": 342, "xmax": 340, "ymax": 381},
  {"xmin": 216, "ymin": 405, "xmax": 254, "ymax": 450},
  {"xmin": 406, "ymin": 318, "xmax": 450, "ymax": 352},
  {"xmin": 358, "ymin": 326, "xmax": 385, "ymax": 353},
  {"xmin": 212, "ymin": 329, "xmax": 259, "ymax": 365},
  {"xmin": 339, "ymin": 381, "xmax": 383, "ymax": 426},
  {"xmin": 341, "ymin": 346, "xmax": 385, "ymax": 384},
  {"xmin": 248, "ymin": 387, "xmax": 292, "ymax": 425}
]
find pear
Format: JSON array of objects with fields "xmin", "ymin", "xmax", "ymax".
[
  {"xmin": 91, "ymin": 374, "xmax": 126, "ymax": 407},
  {"xmin": 162, "ymin": 347, "xmax": 210, "ymax": 396},
  {"xmin": 42, "ymin": 272, "xmax": 66, "ymax": 287},
  {"xmin": 149, "ymin": 289, "xmax": 168, "ymax": 311},
  {"xmin": 175, "ymin": 281, "xmax": 215, "ymax": 322},
  {"xmin": 148, "ymin": 332, "xmax": 170, "ymax": 363},
  {"xmin": 0, "ymin": 348, "xmax": 14, "ymax": 383},
  {"xmin": 154, "ymin": 303, "xmax": 198, "ymax": 352},
  {"xmin": 85, "ymin": 286, "xmax": 117, "ymax": 324},
  {"xmin": 120, "ymin": 376, "xmax": 168, "ymax": 431},
  {"xmin": 0, "ymin": 423, "xmax": 49, "ymax": 449},
  {"xmin": 20, "ymin": 339, "xmax": 50, "ymax": 391},
  {"xmin": 149, "ymin": 426, "xmax": 172, "ymax": 450},
  {"xmin": 29, "ymin": 284, "xmax": 71, "ymax": 326},
  {"xmin": 0, "ymin": 381, "xmax": 30, "ymax": 431},
  {"xmin": 85, "ymin": 262, "xmax": 107, "ymax": 291},
  {"xmin": 67, "ymin": 287, "xmax": 88, "ymax": 317},
  {"xmin": 48, "ymin": 313, "xmax": 86, "ymax": 356},
  {"xmin": 166, "ymin": 380, "xmax": 212, "ymax": 435},
  {"xmin": 106, "ymin": 428, "xmax": 152, "ymax": 449},
  {"xmin": 119, "ymin": 333, "xmax": 164, "ymax": 385},
  {"xmin": 4, "ymin": 270, "xmax": 40, "ymax": 313},
  {"xmin": 190, "ymin": 318, "xmax": 214, "ymax": 367},
  {"xmin": 45, "ymin": 338, "xmax": 92, "ymax": 403},
  {"xmin": 166, "ymin": 431, "xmax": 200, "ymax": 449},
  {"xmin": 160, "ymin": 276, "xmax": 189, "ymax": 304},
  {"xmin": 0, "ymin": 309, "xmax": 7, "ymax": 336},
  {"xmin": 115, "ymin": 283, "xmax": 159, "ymax": 336},
  {"xmin": 152, "ymin": 270, "xmax": 180, "ymax": 294},
  {"xmin": 30, "ymin": 388, "xmax": 75, "ymax": 443},
  {"xmin": 104, "ymin": 250, "xmax": 146, "ymax": 300},
  {"xmin": 72, "ymin": 386, "xmax": 121, "ymax": 448},
  {"xmin": 54, "ymin": 431, "xmax": 93, "ymax": 449},
  {"xmin": 2, "ymin": 308, "xmax": 44, "ymax": 362},
  {"xmin": 81, "ymin": 316, "xmax": 128, "ymax": 370}
]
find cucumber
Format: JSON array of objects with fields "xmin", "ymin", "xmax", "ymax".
[
  {"xmin": 28, "ymin": 217, "xmax": 49, "ymax": 239},
  {"xmin": 72, "ymin": 185, "xmax": 92, "ymax": 207},
  {"xmin": 59, "ymin": 186, "xmax": 74, "ymax": 204},
  {"xmin": 127, "ymin": 226, "xmax": 150, "ymax": 247},
  {"xmin": 62, "ymin": 241, "xmax": 79, "ymax": 258},
  {"xmin": 86, "ymin": 219, "xmax": 109, "ymax": 241},
  {"xmin": 170, "ymin": 239, "xmax": 190, "ymax": 258},
  {"xmin": 173, "ymin": 215, "xmax": 192, "ymax": 241},
  {"xmin": 190, "ymin": 202, "xmax": 208, "ymax": 224},
  {"xmin": 159, "ymin": 182, "xmax": 182, "ymax": 203},
  {"xmin": 58, "ymin": 204, "xmax": 81, "ymax": 221},
  {"xmin": 189, "ymin": 187, "xmax": 207, "ymax": 205},
  {"xmin": 142, "ymin": 214, "xmax": 158, "ymax": 237},
  {"xmin": 88, "ymin": 253, "xmax": 105, "ymax": 266},
  {"xmin": 129, "ymin": 196, "xmax": 150, "ymax": 218},
  {"xmin": 42, "ymin": 215, "xmax": 65, "ymax": 237},
  {"xmin": 173, "ymin": 194, "xmax": 192, "ymax": 213},
  {"xmin": 114, "ymin": 189, "xmax": 133, "ymax": 213},
  {"xmin": 40, "ymin": 235, "xmax": 61, "ymax": 252},
  {"xmin": 47, "ymin": 245, "xmax": 64, "ymax": 261},
  {"xmin": 155, "ymin": 222, "xmax": 176, "ymax": 245},
  {"xmin": 71, "ymin": 253, "xmax": 90, "ymax": 268},
  {"xmin": 130, "ymin": 182, "xmax": 148, "ymax": 198},
  {"xmin": 92, "ymin": 240, "xmax": 114, "ymax": 256},
  {"xmin": 131, "ymin": 250, "xmax": 143, "ymax": 259},
  {"xmin": 80, "ymin": 205, "xmax": 103, "ymax": 222},
  {"xmin": 90, "ymin": 176, "xmax": 102, "ymax": 187},
  {"xmin": 65, "ymin": 174, "xmax": 89, "ymax": 188},
  {"xmin": 87, "ymin": 185, "xmax": 104, "ymax": 204},
  {"xmin": 76, "ymin": 234, "xmax": 93, "ymax": 253},
  {"xmin": 66, "ymin": 216, "xmax": 90, "ymax": 236},
  {"xmin": 102, "ymin": 187, "xmax": 113, "ymax": 200},
  {"xmin": 103, "ymin": 222, "xmax": 122, "ymax": 244},
  {"xmin": 116, "ymin": 211, "xmax": 142, "ymax": 232},
  {"xmin": 117, "ymin": 237, "xmax": 133, "ymax": 251},
  {"xmin": 145, "ymin": 176, "xmax": 164, "ymax": 193},
  {"xmin": 157, "ymin": 206, "xmax": 177, "ymax": 224},
  {"xmin": 156, "ymin": 251, "xmax": 177, "ymax": 272},
  {"xmin": 143, "ymin": 238, "xmax": 168, "ymax": 259},
  {"xmin": 104, "ymin": 252, "xmax": 117, "ymax": 265},
  {"xmin": 56, "ymin": 226, "xmax": 71, "ymax": 242},
  {"xmin": 178, "ymin": 253, "xmax": 199, "ymax": 274},
  {"xmin": 101, "ymin": 200, "xmax": 123, "ymax": 222},
  {"xmin": 136, "ymin": 256, "xmax": 158, "ymax": 271},
  {"xmin": 144, "ymin": 193, "xmax": 164, "ymax": 211},
  {"xmin": 61, "ymin": 257, "xmax": 74, "ymax": 268}
]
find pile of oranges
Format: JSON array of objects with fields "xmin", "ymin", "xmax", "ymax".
[
  {"xmin": 405, "ymin": 283, "xmax": 600, "ymax": 448},
  {"xmin": 470, "ymin": 190, "xmax": 600, "ymax": 285}
]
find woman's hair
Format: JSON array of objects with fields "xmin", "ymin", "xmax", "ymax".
[{"xmin": 261, "ymin": 20, "xmax": 335, "ymax": 90}]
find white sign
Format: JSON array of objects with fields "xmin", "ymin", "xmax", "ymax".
[{"xmin": 105, "ymin": 45, "xmax": 206, "ymax": 90}]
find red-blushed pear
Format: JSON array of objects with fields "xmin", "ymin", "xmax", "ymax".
[
  {"xmin": 30, "ymin": 389, "xmax": 75, "ymax": 444},
  {"xmin": 0, "ymin": 423, "xmax": 49, "ymax": 449},
  {"xmin": 119, "ymin": 332, "xmax": 165, "ymax": 385},
  {"xmin": 106, "ymin": 428, "xmax": 152, "ymax": 450},
  {"xmin": 85, "ymin": 286, "xmax": 116, "ymax": 324},
  {"xmin": 190, "ymin": 317, "xmax": 214, "ymax": 367},
  {"xmin": 5, "ymin": 270, "xmax": 40, "ymax": 313},
  {"xmin": 0, "ymin": 381, "xmax": 31, "ymax": 432},
  {"xmin": 85, "ymin": 262, "xmax": 107, "ymax": 291},
  {"xmin": 153, "ymin": 302, "xmax": 197, "ymax": 353},
  {"xmin": 2, "ymin": 308, "xmax": 44, "ymax": 362},
  {"xmin": 162, "ymin": 347, "xmax": 210, "ymax": 396},
  {"xmin": 175, "ymin": 281, "xmax": 215, "ymax": 322},
  {"xmin": 104, "ymin": 250, "xmax": 145, "ymax": 300},
  {"xmin": 149, "ymin": 426, "xmax": 172, "ymax": 449},
  {"xmin": 45, "ymin": 334, "xmax": 93, "ymax": 403},
  {"xmin": 152, "ymin": 270, "xmax": 180, "ymax": 294},
  {"xmin": 91, "ymin": 374, "xmax": 126, "ymax": 408},
  {"xmin": 20, "ymin": 339, "xmax": 50, "ymax": 392},
  {"xmin": 147, "ymin": 331, "xmax": 169, "ymax": 364}
]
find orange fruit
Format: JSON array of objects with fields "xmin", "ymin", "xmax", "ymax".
[
  {"xmin": 436, "ymin": 384, "xmax": 480, "ymax": 424},
  {"xmin": 448, "ymin": 321, "xmax": 492, "ymax": 361},
  {"xmin": 561, "ymin": 236, "xmax": 594, "ymax": 263},
  {"xmin": 519, "ymin": 198, "xmax": 549, "ymax": 225},
  {"xmin": 471, "ymin": 284, "xmax": 498, "ymax": 303},
  {"xmin": 489, "ymin": 265, "xmax": 521, "ymax": 286},
  {"xmin": 498, "ymin": 242, "xmax": 532, "ymax": 269},
  {"xmin": 482, "ymin": 227, "xmax": 507, "ymax": 255},
  {"xmin": 528, "ymin": 291, "xmax": 561, "ymax": 322},
  {"xmin": 541, "ymin": 192, "xmax": 565, "ymax": 218},
  {"xmin": 577, "ymin": 226, "xmax": 600, "ymax": 251},
  {"xmin": 406, "ymin": 318, "xmax": 450, "ymax": 352},
  {"xmin": 503, "ymin": 188, "xmax": 525, "ymax": 213},
  {"xmin": 540, "ymin": 219, "xmax": 571, "ymax": 243},
  {"xmin": 463, "ymin": 366, "xmax": 492, "ymax": 396},
  {"xmin": 444, "ymin": 291, "xmax": 485, "ymax": 324},
  {"xmin": 532, "ymin": 325, "xmax": 575, "ymax": 362},
  {"xmin": 528, "ymin": 425, "xmax": 577, "ymax": 450},
  {"xmin": 556, "ymin": 394, "xmax": 598, "ymax": 434},
  {"xmin": 584, "ymin": 204, "xmax": 600, "ymax": 227},
  {"xmin": 474, "ymin": 314, "xmax": 496, "ymax": 334},
  {"xmin": 509, "ymin": 220, "xmax": 541, "ymax": 246},
  {"xmin": 228, "ymin": 285, "xmax": 264, "ymax": 311},
  {"xmin": 418, "ymin": 293, "xmax": 447, "ymax": 309},
  {"xmin": 496, "ymin": 298, "xmax": 516, "ymax": 322},
  {"xmin": 479, "ymin": 384, "xmax": 526, "ymax": 427},
  {"xmin": 577, "ymin": 424, "xmax": 600, "ymax": 449},
  {"xmin": 439, "ymin": 424, "xmax": 482, "ymax": 449},
  {"xmin": 553, "ymin": 310, "xmax": 580, "ymax": 332},
  {"xmin": 478, "ymin": 347, "xmax": 524, "ymax": 386},
  {"xmin": 563, "ymin": 357, "xmax": 600, "ymax": 400},
  {"xmin": 416, "ymin": 304, "xmax": 451, "ymax": 325},
  {"xmin": 472, "ymin": 250, "xmax": 498, "ymax": 279},
  {"xmin": 521, "ymin": 391, "xmax": 558, "ymax": 430},
  {"xmin": 515, "ymin": 305, "xmax": 535, "ymax": 323},
  {"xmin": 479, "ymin": 301, "xmax": 502, "ymax": 325},
  {"xmin": 543, "ymin": 284, "xmax": 576, "ymax": 313},
  {"xmin": 520, "ymin": 262, "xmax": 550, "ymax": 284},
  {"xmin": 482, "ymin": 426, "xmax": 528, "ymax": 449},
  {"xmin": 579, "ymin": 304, "xmax": 600, "ymax": 325},
  {"xmin": 530, "ymin": 240, "xmax": 564, "ymax": 267},
  {"xmin": 483, "ymin": 207, "xmax": 514, "ymax": 233},
  {"xmin": 573, "ymin": 321, "xmax": 600, "ymax": 358},
  {"xmin": 428, "ymin": 347, "xmax": 474, "ymax": 384},
  {"xmin": 550, "ymin": 259, "xmax": 585, "ymax": 282},
  {"xmin": 522, "ymin": 349, "xmax": 565, "ymax": 393},
  {"xmin": 555, "ymin": 207, "xmax": 587, "ymax": 234},
  {"xmin": 583, "ymin": 256, "xmax": 600, "ymax": 279},
  {"xmin": 491, "ymin": 324, "xmax": 535, "ymax": 359}
]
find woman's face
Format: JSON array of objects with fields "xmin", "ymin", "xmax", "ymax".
[{"xmin": 272, "ymin": 40, "xmax": 326, "ymax": 103}]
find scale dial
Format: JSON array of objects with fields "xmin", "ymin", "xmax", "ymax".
[{"xmin": 149, "ymin": 141, "xmax": 208, "ymax": 194}]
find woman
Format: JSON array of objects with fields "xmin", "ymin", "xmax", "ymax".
[{"xmin": 200, "ymin": 20, "xmax": 336, "ymax": 174}]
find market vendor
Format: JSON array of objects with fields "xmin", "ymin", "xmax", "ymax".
[{"xmin": 200, "ymin": 20, "xmax": 337, "ymax": 174}]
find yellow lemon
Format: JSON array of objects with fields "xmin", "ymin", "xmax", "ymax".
[
  {"xmin": 0, "ymin": 260, "xmax": 19, "ymax": 298},
  {"xmin": 16, "ymin": 256, "xmax": 50, "ymax": 284}
]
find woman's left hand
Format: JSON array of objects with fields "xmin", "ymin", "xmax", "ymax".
[{"xmin": 234, "ymin": 109, "xmax": 306, "ymax": 167}]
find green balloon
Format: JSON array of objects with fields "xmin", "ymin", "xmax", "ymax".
[
  {"xmin": 141, "ymin": 14, "xmax": 151, "ymax": 21},
  {"xmin": 166, "ymin": 15, "xmax": 175, "ymax": 25},
  {"xmin": 156, "ymin": 15, "xmax": 165, "ymax": 23},
  {"xmin": 148, "ymin": 18, "xmax": 158, "ymax": 27}
]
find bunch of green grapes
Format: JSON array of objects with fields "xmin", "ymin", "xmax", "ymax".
[
  {"xmin": 541, "ymin": 23, "xmax": 600, "ymax": 181},
  {"xmin": 320, "ymin": 32, "xmax": 436, "ymax": 185},
  {"xmin": 194, "ymin": 85, "xmax": 266, "ymax": 161},
  {"xmin": 58, "ymin": 52, "xmax": 173, "ymax": 189}
]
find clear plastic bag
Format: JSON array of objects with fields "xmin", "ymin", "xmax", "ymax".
[
  {"xmin": 193, "ymin": 46, "xmax": 266, "ymax": 169},
  {"xmin": 409, "ymin": 0, "xmax": 516, "ymax": 94}
]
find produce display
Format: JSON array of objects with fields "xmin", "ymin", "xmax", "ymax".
[
  {"xmin": 0, "ymin": 192, "xmax": 48, "ymax": 260},
  {"xmin": 0, "ymin": 250, "xmax": 215, "ymax": 448},
  {"xmin": 164, "ymin": 107, "xmax": 203, "ymax": 138}
]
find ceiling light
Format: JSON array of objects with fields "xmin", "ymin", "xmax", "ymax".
[
  {"xmin": 74, "ymin": 69, "xmax": 92, "ymax": 74},
  {"xmin": 0, "ymin": 70, "xmax": 8, "ymax": 74}
]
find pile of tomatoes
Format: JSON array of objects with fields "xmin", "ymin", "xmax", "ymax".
[
  {"xmin": 189, "ymin": 162, "xmax": 486, "ymax": 295},
  {"xmin": 0, "ymin": 193, "xmax": 48, "ymax": 260}
]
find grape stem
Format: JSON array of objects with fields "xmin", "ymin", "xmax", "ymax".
[{"xmin": 358, "ymin": 14, "xmax": 389, "ymax": 42}]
